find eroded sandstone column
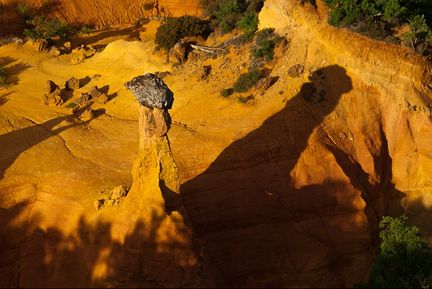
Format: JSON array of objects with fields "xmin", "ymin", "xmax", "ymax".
[{"xmin": 120, "ymin": 74, "xmax": 203, "ymax": 287}]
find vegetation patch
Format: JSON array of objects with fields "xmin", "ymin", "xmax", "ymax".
[
  {"xmin": 358, "ymin": 215, "xmax": 432, "ymax": 288},
  {"xmin": 155, "ymin": 16, "xmax": 212, "ymax": 50},
  {"xmin": 233, "ymin": 69, "xmax": 263, "ymax": 92},
  {"xmin": 220, "ymin": 88, "xmax": 234, "ymax": 97},
  {"xmin": 201, "ymin": 0, "xmax": 264, "ymax": 33},
  {"xmin": 324, "ymin": 0, "xmax": 432, "ymax": 55},
  {"xmin": 24, "ymin": 16, "xmax": 72, "ymax": 40},
  {"xmin": 238, "ymin": 94, "xmax": 255, "ymax": 103},
  {"xmin": 252, "ymin": 28, "xmax": 283, "ymax": 61}
]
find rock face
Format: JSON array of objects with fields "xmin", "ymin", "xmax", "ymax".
[
  {"xmin": 170, "ymin": 40, "xmax": 188, "ymax": 64},
  {"xmin": 125, "ymin": 74, "xmax": 174, "ymax": 109}
]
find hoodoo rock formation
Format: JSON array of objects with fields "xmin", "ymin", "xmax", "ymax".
[{"xmin": 120, "ymin": 74, "xmax": 203, "ymax": 287}]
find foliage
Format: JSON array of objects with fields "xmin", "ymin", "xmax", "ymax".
[
  {"xmin": 233, "ymin": 69, "xmax": 263, "ymax": 92},
  {"xmin": 79, "ymin": 25, "xmax": 93, "ymax": 35},
  {"xmin": 220, "ymin": 88, "xmax": 234, "ymax": 97},
  {"xmin": 24, "ymin": 16, "xmax": 72, "ymax": 40},
  {"xmin": 238, "ymin": 94, "xmax": 255, "ymax": 103},
  {"xmin": 359, "ymin": 215, "xmax": 432, "ymax": 288},
  {"xmin": 237, "ymin": 11, "xmax": 259, "ymax": 33},
  {"xmin": 403, "ymin": 15, "xmax": 432, "ymax": 52},
  {"xmin": 200, "ymin": 0, "xmax": 264, "ymax": 33},
  {"xmin": 155, "ymin": 16, "xmax": 211, "ymax": 50},
  {"xmin": 323, "ymin": 0, "xmax": 432, "ymax": 54},
  {"xmin": 0, "ymin": 67, "xmax": 6, "ymax": 87},
  {"xmin": 17, "ymin": 4, "xmax": 34, "ymax": 20},
  {"xmin": 252, "ymin": 28, "xmax": 282, "ymax": 61}
]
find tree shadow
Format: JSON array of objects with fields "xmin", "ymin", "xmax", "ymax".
[
  {"xmin": 0, "ymin": 57, "xmax": 31, "ymax": 86},
  {"xmin": 0, "ymin": 201, "xmax": 203, "ymax": 287},
  {"xmin": 0, "ymin": 108, "xmax": 100, "ymax": 180},
  {"xmin": 69, "ymin": 26, "xmax": 141, "ymax": 49},
  {"xmin": 0, "ymin": 91, "xmax": 13, "ymax": 106},
  {"xmin": 178, "ymin": 65, "xmax": 394, "ymax": 286}
]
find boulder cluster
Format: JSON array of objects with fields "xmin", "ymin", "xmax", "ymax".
[{"xmin": 94, "ymin": 185, "xmax": 130, "ymax": 210}]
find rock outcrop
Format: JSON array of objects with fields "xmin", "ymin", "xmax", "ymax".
[
  {"xmin": 125, "ymin": 74, "xmax": 174, "ymax": 109},
  {"xmin": 120, "ymin": 74, "xmax": 204, "ymax": 287},
  {"xmin": 43, "ymin": 80, "xmax": 64, "ymax": 106}
]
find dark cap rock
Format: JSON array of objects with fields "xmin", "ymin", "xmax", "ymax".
[{"xmin": 125, "ymin": 73, "xmax": 174, "ymax": 109}]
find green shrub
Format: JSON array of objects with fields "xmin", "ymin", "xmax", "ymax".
[
  {"xmin": 17, "ymin": 4, "xmax": 34, "ymax": 20},
  {"xmin": 324, "ymin": 0, "xmax": 432, "ymax": 54},
  {"xmin": 233, "ymin": 69, "xmax": 263, "ymax": 92},
  {"xmin": 155, "ymin": 16, "xmax": 211, "ymax": 50},
  {"xmin": 221, "ymin": 88, "xmax": 234, "ymax": 97},
  {"xmin": 238, "ymin": 94, "xmax": 254, "ymax": 103},
  {"xmin": 201, "ymin": 0, "xmax": 264, "ymax": 34},
  {"xmin": 252, "ymin": 28, "xmax": 282, "ymax": 61},
  {"xmin": 358, "ymin": 215, "xmax": 432, "ymax": 288},
  {"xmin": 79, "ymin": 25, "xmax": 93, "ymax": 35},
  {"xmin": 213, "ymin": 0, "xmax": 245, "ymax": 33},
  {"xmin": 24, "ymin": 16, "xmax": 72, "ymax": 40},
  {"xmin": 237, "ymin": 11, "xmax": 258, "ymax": 33},
  {"xmin": 0, "ymin": 67, "xmax": 6, "ymax": 87}
]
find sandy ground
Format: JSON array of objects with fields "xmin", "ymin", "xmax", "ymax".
[{"xmin": 0, "ymin": 23, "xmax": 171, "ymax": 234}]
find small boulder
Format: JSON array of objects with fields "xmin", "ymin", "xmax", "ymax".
[
  {"xmin": 96, "ymin": 93, "xmax": 109, "ymax": 104},
  {"xmin": 256, "ymin": 76, "xmax": 279, "ymax": 91},
  {"xmin": 111, "ymin": 185, "xmax": 129, "ymax": 200},
  {"xmin": 200, "ymin": 65, "xmax": 212, "ymax": 80},
  {"xmin": 125, "ymin": 73, "xmax": 174, "ymax": 109},
  {"xmin": 27, "ymin": 39, "xmax": 48, "ymax": 52},
  {"xmin": 170, "ymin": 40, "xmax": 187, "ymax": 64},
  {"xmin": 43, "ymin": 80, "xmax": 63, "ymax": 106},
  {"xmin": 88, "ymin": 86, "xmax": 108, "ymax": 104},
  {"xmin": 288, "ymin": 64, "xmax": 304, "ymax": 78},
  {"xmin": 88, "ymin": 86, "xmax": 102, "ymax": 98},
  {"xmin": 63, "ymin": 41, "xmax": 72, "ymax": 50},
  {"xmin": 49, "ymin": 47, "xmax": 61, "ymax": 56},
  {"xmin": 65, "ymin": 77, "xmax": 80, "ymax": 90},
  {"xmin": 94, "ymin": 199, "xmax": 105, "ymax": 210}
]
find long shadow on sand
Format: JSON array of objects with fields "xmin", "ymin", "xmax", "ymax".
[
  {"xmin": 0, "ymin": 109, "xmax": 98, "ymax": 180},
  {"xmin": 0, "ymin": 201, "xmax": 202, "ymax": 288},
  {"xmin": 0, "ymin": 57, "xmax": 31, "ymax": 86},
  {"xmin": 179, "ymin": 65, "xmax": 404, "ymax": 287}
]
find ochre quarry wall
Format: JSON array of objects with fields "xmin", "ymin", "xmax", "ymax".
[{"xmin": 0, "ymin": 0, "xmax": 201, "ymax": 35}]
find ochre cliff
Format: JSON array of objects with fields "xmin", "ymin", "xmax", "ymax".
[
  {"xmin": 0, "ymin": 0, "xmax": 431, "ymax": 288},
  {"xmin": 162, "ymin": 0, "xmax": 432, "ymax": 287},
  {"xmin": 0, "ymin": 0, "xmax": 201, "ymax": 35}
]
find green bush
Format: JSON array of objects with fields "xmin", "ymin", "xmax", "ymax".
[
  {"xmin": 201, "ymin": 0, "xmax": 264, "ymax": 33},
  {"xmin": 238, "ymin": 94, "xmax": 254, "ymax": 103},
  {"xmin": 0, "ymin": 67, "xmax": 6, "ymax": 87},
  {"xmin": 221, "ymin": 88, "xmax": 234, "ymax": 97},
  {"xmin": 24, "ymin": 16, "xmax": 72, "ymax": 40},
  {"xmin": 79, "ymin": 25, "xmax": 93, "ymax": 35},
  {"xmin": 324, "ymin": 0, "xmax": 432, "ymax": 54},
  {"xmin": 233, "ymin": 69, "xmax": 263, "ymax": 92},
  {"xmin": 252, "ymin": 28, "xmax": 282, "ymax": 61},
  {"xmin": 237, "ymin": 11, "xmax": 259, "ymax": 33},
  {"xmin": 155, "ymin": 16, "xmax": 211, "ymax": 50},
  {"xmin": 17, "ymin": 4, "xmax": 34, "ymax": 20},
  {"xmin": 358, "ymin": 215, "xmax": 432, "ymax": 288}
]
